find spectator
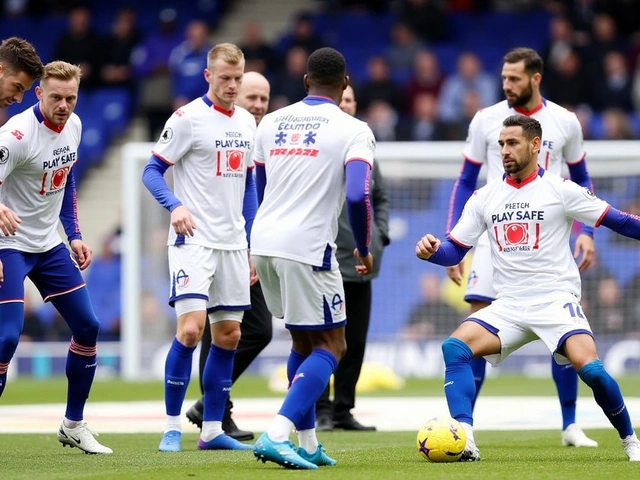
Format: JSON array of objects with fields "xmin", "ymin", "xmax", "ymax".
[
  {"xmin": 271, "ymin": 46, "xmax": 309, "ymax": 105},
  {"xmin": 169, "ymin": 20, "xmax": 213, "ymax": 110},
  {"xmin": 237, "ymin": 20, "xmax": 277, "ymax": 76},
  {"xmin": 357, "ymin": 56, "xmax": 404, "ymax": 115},
  {"xmin": 397, "ymin": 0, "xmax": 449, "ymax": 44},
  {"xmin": 362, "ymin": 99, "xmax": 400, "ymax": 141},
  {"xmin": 278, "ymin": 12, "xmax": 323, "ymax": 56},
  {"xmin": 398, "ymin": 92, "xmax": 448, "ymax": 141},
  {"xmin": 130, "ymin": 7, "xmax": 183, "ymax": 140},
  {"xmin": 52, "ymin": 6, "xmax": 104, "ymax": 90},
  {"xmin": 581, "ymin": 13, "xmax": 627, "ymax": 80},
  {"xmin": 601, "ymin": 108, "xmax": 634, "ymax": 140},
  {"xmin": 384, "ymin": 21, "xmax": 426, "ymax": 83},
  {"xmin": 542, "ymin": 16, "xmax": 580, "ymax": 69},
  {"xmin": 401, "ymin": 273, "xmax": 459, "ymax": 339},
  {"xmin": 590, "ymin": 275, "xmax": 627, "ymax": 337},
  {"xmin": 100, "ymin": 7, "xmax": 141, "ymax": 92},
  {"xmin": 591, "ymin": 51, "xmax": 633, "ymax": 112},
  {"xmin": 438, "ymin": 52, "xmax": 498, "ymax": 123},
  {"xmin": 543, "ymin": 48, "xmax": 590, "ymax": 110},
  {"xmin": 404, "ymin": 50, "xmax": 445, "ymax": 116},
  {"xmin": 444, "ymin": 89, "xmax": 482, "ymax": 140}
]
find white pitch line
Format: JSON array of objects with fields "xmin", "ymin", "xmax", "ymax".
[{"xmin": 1, "ymin": 397, "xmax": 640, "ymax": 434}]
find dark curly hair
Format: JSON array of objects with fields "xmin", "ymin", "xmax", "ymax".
[{"xmin": 306, "ymin": 47, "xmax": 346, "ymax": 88}]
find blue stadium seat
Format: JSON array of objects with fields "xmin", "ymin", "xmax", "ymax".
[{"xmin": 88, "ymin": 88, "xmax": 133, "ymax": 138}]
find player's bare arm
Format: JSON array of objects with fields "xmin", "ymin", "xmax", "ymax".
[
  {"xmin": 170, "ymin": 205, "xmax": 196, "ymax": 237},
  {"xmin": 0, "ymin": 202, "xmax": 21, "ymax": 236},
  {"xmin": 573, "ymin": 233, "xmax": 595, "ymax": 271},
  {"xmin": 446, "ymin": 262, "xmax": 465, "ymax": 286},
  {"xmin": 416, "ymin": 234, "xmax": 441, "ymax": 260}
]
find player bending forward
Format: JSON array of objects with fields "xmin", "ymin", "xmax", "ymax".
[{"xmin": 416, "ymin": 114, "xmax": 640, "ymax": 462}]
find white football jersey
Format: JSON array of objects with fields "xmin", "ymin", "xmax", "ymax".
[
  {"xmin": 463, "ymin": 99, "xmax": 585, "ymax": 182},
  {"xmin": 449, "ymin": 168, "xmax": 609, "ymax": 304},
  {"xmin": 152, "ymin": 96, "xmax": 256, "ymax": 250},
  {"xmin": 251, "ymin": 96, "xmax": 376, "ymax": 268},
  {"xmin": 0, "ymin": 105, "xmax": 81, "ymax": 253}
]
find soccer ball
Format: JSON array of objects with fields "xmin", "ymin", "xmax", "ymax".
[{"xmin": 416, "ymin": 416, "xmax": 467, "ymax": 462}]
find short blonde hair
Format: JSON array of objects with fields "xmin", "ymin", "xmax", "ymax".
[
  {"xmin": 207, "ymin": 43, "xmax": 244, "ymax": 70},
  {"xmin": 41, "ymin": 61, "xmax": 82, "ymax": 87}
]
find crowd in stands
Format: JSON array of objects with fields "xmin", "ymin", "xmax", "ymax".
[{"xmin": 5, "ymin": 0, "xmax": 640, "ymax": 341}]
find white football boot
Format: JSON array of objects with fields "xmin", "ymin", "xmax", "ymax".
[
  {"xmin": 58, "ymin": 421, "xmax": 113, "ymax": 454},
  {"xmin": 561, "ymin": 424, "xmax": 598, "ymax": 448}
]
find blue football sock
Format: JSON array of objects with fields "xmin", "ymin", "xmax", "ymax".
[
  {"xmin": 442, "ymin": 337, "xmax": 475, "ymax": 425},
  {"xmin": 164, "ymin": 337, "xmax": 196, "ymax": 416},
  {"xmin": 287, "ymin": 350, "xmax": 315, "ymax": 431},
  {"xmin": 552, "ymin": 359, "xmax": 578, "ymax": 430},
  {"xmin": 278, "ymin": 349, "xmax": 337, "ymax": 427},
  {"xmin": 0, "ymin": 302, "xmax": 24, "ymax": 399},
  {"xmin": 202, "ymin": 344, "xmax": 235, "ymax": 422},
  {"xmin": 578, "ymin": 359, "xmax": 633, "ymax": 438},
  {"xmin": 469, "ymin": 356, "xmax": 487, "ymax": 411},
  {"xmin": 65, "ymin": 339, "xmax": 97, "ymax": 421}
]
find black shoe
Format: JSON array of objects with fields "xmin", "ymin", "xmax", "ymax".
[
  {"xmin": 222, "ymin": 410, "xmax": 254, "ymax": 441},
  {"xmin": 316, "ymin": 414, "xmax": 334, "ymax": 432},
  {"xmin": 333, "ymin": 415, "xmax": 376, "ymax": 431},
  {"xmin": 186, "ymin": 399, "xmax": 204, "ymax": 430}
]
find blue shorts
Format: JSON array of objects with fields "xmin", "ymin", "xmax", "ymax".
[{"xmin": 0, "ymin": 243, "xmax": 85, "ymax": 304}]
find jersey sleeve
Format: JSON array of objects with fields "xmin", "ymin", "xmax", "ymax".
[
  {"xmin": 253, "ymin": 121, "xmax": 266, "ymax": 167},
  {"xmin": 345, "ymin": 123, "xmax": 375, "ymax": 167},
  {"xmin": 150, "ymin": 110, "xmax": 193, "ymax": 165},
  {"xmin": 561, "ymin": 180, "xmax": 610, "ymax": 227},
  {"xmin": 448, "ymin": 189, "xmax": 487, "ymax": 247},
  {"xmin": 461, "ymin": 110, "xmax": 487, "ymax": 164},
  {"xmin": 563, "ymin": 112, "xmax": 586, "ymax": 165},
  {"xmin": 0, "ymin": 126, "xmax": 30, "ymax": 184}
]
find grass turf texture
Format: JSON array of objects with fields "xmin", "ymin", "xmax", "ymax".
[
  {"xmin": 1, "ymin": 430, "xmax": 639, "ymax": 480},
  {"xmin": 3, "ymin": 374, "xmax": 640, "ymax": 404}
]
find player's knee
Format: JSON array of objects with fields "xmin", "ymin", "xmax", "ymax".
[
  {"xmin": 0, "ymin": 331, "xmax": 21, "ymax": 361},
  {"xmin": 441, "ymin": 337, "xmax": 473, "ymax": 365},
  {"xmin": 578, "ymin": 359, "xmax": 606, "ymax": 388},
  {"xmin": 71, "ymin": 313, "xmax": 100, "ymax": 344}
]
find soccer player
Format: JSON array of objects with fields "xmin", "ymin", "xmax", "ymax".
[
  {"xmin": 416, "ymin": 114, "xmax": 640, "ymax": 462},
  {"xmin": 251, "ymin": 47, "xmax": 375, "ymax": 470},
  {"xmin": 0, "ymin": 37, "xmax": 45, "ymax": 278},
  {"xmin": 185, "ymin": 71, "xmax": 272, "ymax": 440},
  {"xmin": 142, "ymin": 43, "xmax": 256, "ymax": 453},
  {"xmin": 446, "ymin": 47, "xmax": 597, "ymax": 447},
  {"xmin": 315, "ymin": 85, "xmax": 390, "ymax": 432},
  {"xmin": 0, "ymin": 60, "xmax": 113, "ymax": 454}
]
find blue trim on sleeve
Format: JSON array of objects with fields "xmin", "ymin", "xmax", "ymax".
[
  {"xmin": 600, "ymin": 208, "xmax": 640, "ymax": 239},
  {"xmin": 346, "ymin": 160, "xmax": 371, "ymax": 256},
  {"xmin": 425, "ymin": 239, "xmax": 471, "ymax": 266},
  {"xmin": 568, "ymin": 160, "xmax": 595, "ymax": 237},
  {"xmin": 447, "ymin": 159, "xmax": 481, "ymax": 232},
  {"xmin": 142, "ymin": 155, "xmax": 182, "ymax": 212},
  {"xmin": 60, "ymin": 168, "xmax": 82, "ymax": 242},
  {"xmin": 243, "ymin": 171, "xmax": 258, "ymax": 245},
  {"xmin": 255, "ymin": 164, "xmax": 266, "ymax": 205}
]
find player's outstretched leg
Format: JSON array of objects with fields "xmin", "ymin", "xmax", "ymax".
[
  {"xmin": 553, "ymin": 359, "xmax": 598, "ymax": 447},
  {"xmin": 578, "ymin": 360, "xmax": 640, "ymax": 461},
  {"xmin": 442, "ymin": 337, "xmax": 480, "ymax": 461}
]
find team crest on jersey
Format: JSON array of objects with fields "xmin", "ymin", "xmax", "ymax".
[
  {"xmin": 581, "ymin": 188, "xmax": 597, "ymax": 200},
  {"xmin": 0, "ymin": 146, "xmax": 8, "ymax": 164},
  {"xmin": 160, "ymin": 127, "xmax": 173, "ymax": 143}
]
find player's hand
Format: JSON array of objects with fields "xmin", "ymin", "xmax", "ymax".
[
  {"xmin": 353, "ymin": 249, "xmax": 373, "ymax": 275},
  {"xmin": 0, "ymin": 202, "xmax": 21, "ymax": 236},
  {"xmin": 248, "ymin": 255, "xmax": 259, "ymax": 286},
  {"xmin": 170, "ymin": 205, "xmax": 196, "ymax": 237},
  {"xmin": 70, "ymin": 239, "xmax": 92, "ymax": 270},
  {"xmin": 416, "ymin": 234, "xmax": 441, "ymax": 260},
  {"xmin": 574, "ymin": 233, "xmax": 595, "ymax": 272},
  {"xmin": 446, "ymin": 261, "xmax": 465, "ymax": 286}
]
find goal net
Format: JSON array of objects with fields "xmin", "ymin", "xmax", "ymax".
[{"xmin": 120, "ymin": 141, "xmax": 640, "ymax": 380}]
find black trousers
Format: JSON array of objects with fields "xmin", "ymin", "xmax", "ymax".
[
  {"xmin": 316, "ymin": 281, "xmax": 372, "ymax": 419},
  {"xmin": 198, "ymin": 282, "xmax": 273, "ymax": 396}
]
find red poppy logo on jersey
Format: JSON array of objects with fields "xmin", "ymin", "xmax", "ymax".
[
  {"xmin": 226, "ymin": 150, "xmax": 244, "ymax": 172},
  {"xmin": 51, "ymin": 166, "xmax": 69, "ymax": 189},
  {"xmin": 503, "ymin": 222, "xmax": 529, "ymax": 245}
]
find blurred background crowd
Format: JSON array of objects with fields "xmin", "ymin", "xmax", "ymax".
[{"xmin": 5, "ymin": 0, "xmax": 640, "ymax": 345}]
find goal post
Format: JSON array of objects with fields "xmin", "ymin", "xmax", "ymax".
[{"xmin": 120, "ymin": 140, "xmax": 640, "ymax": 380}]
